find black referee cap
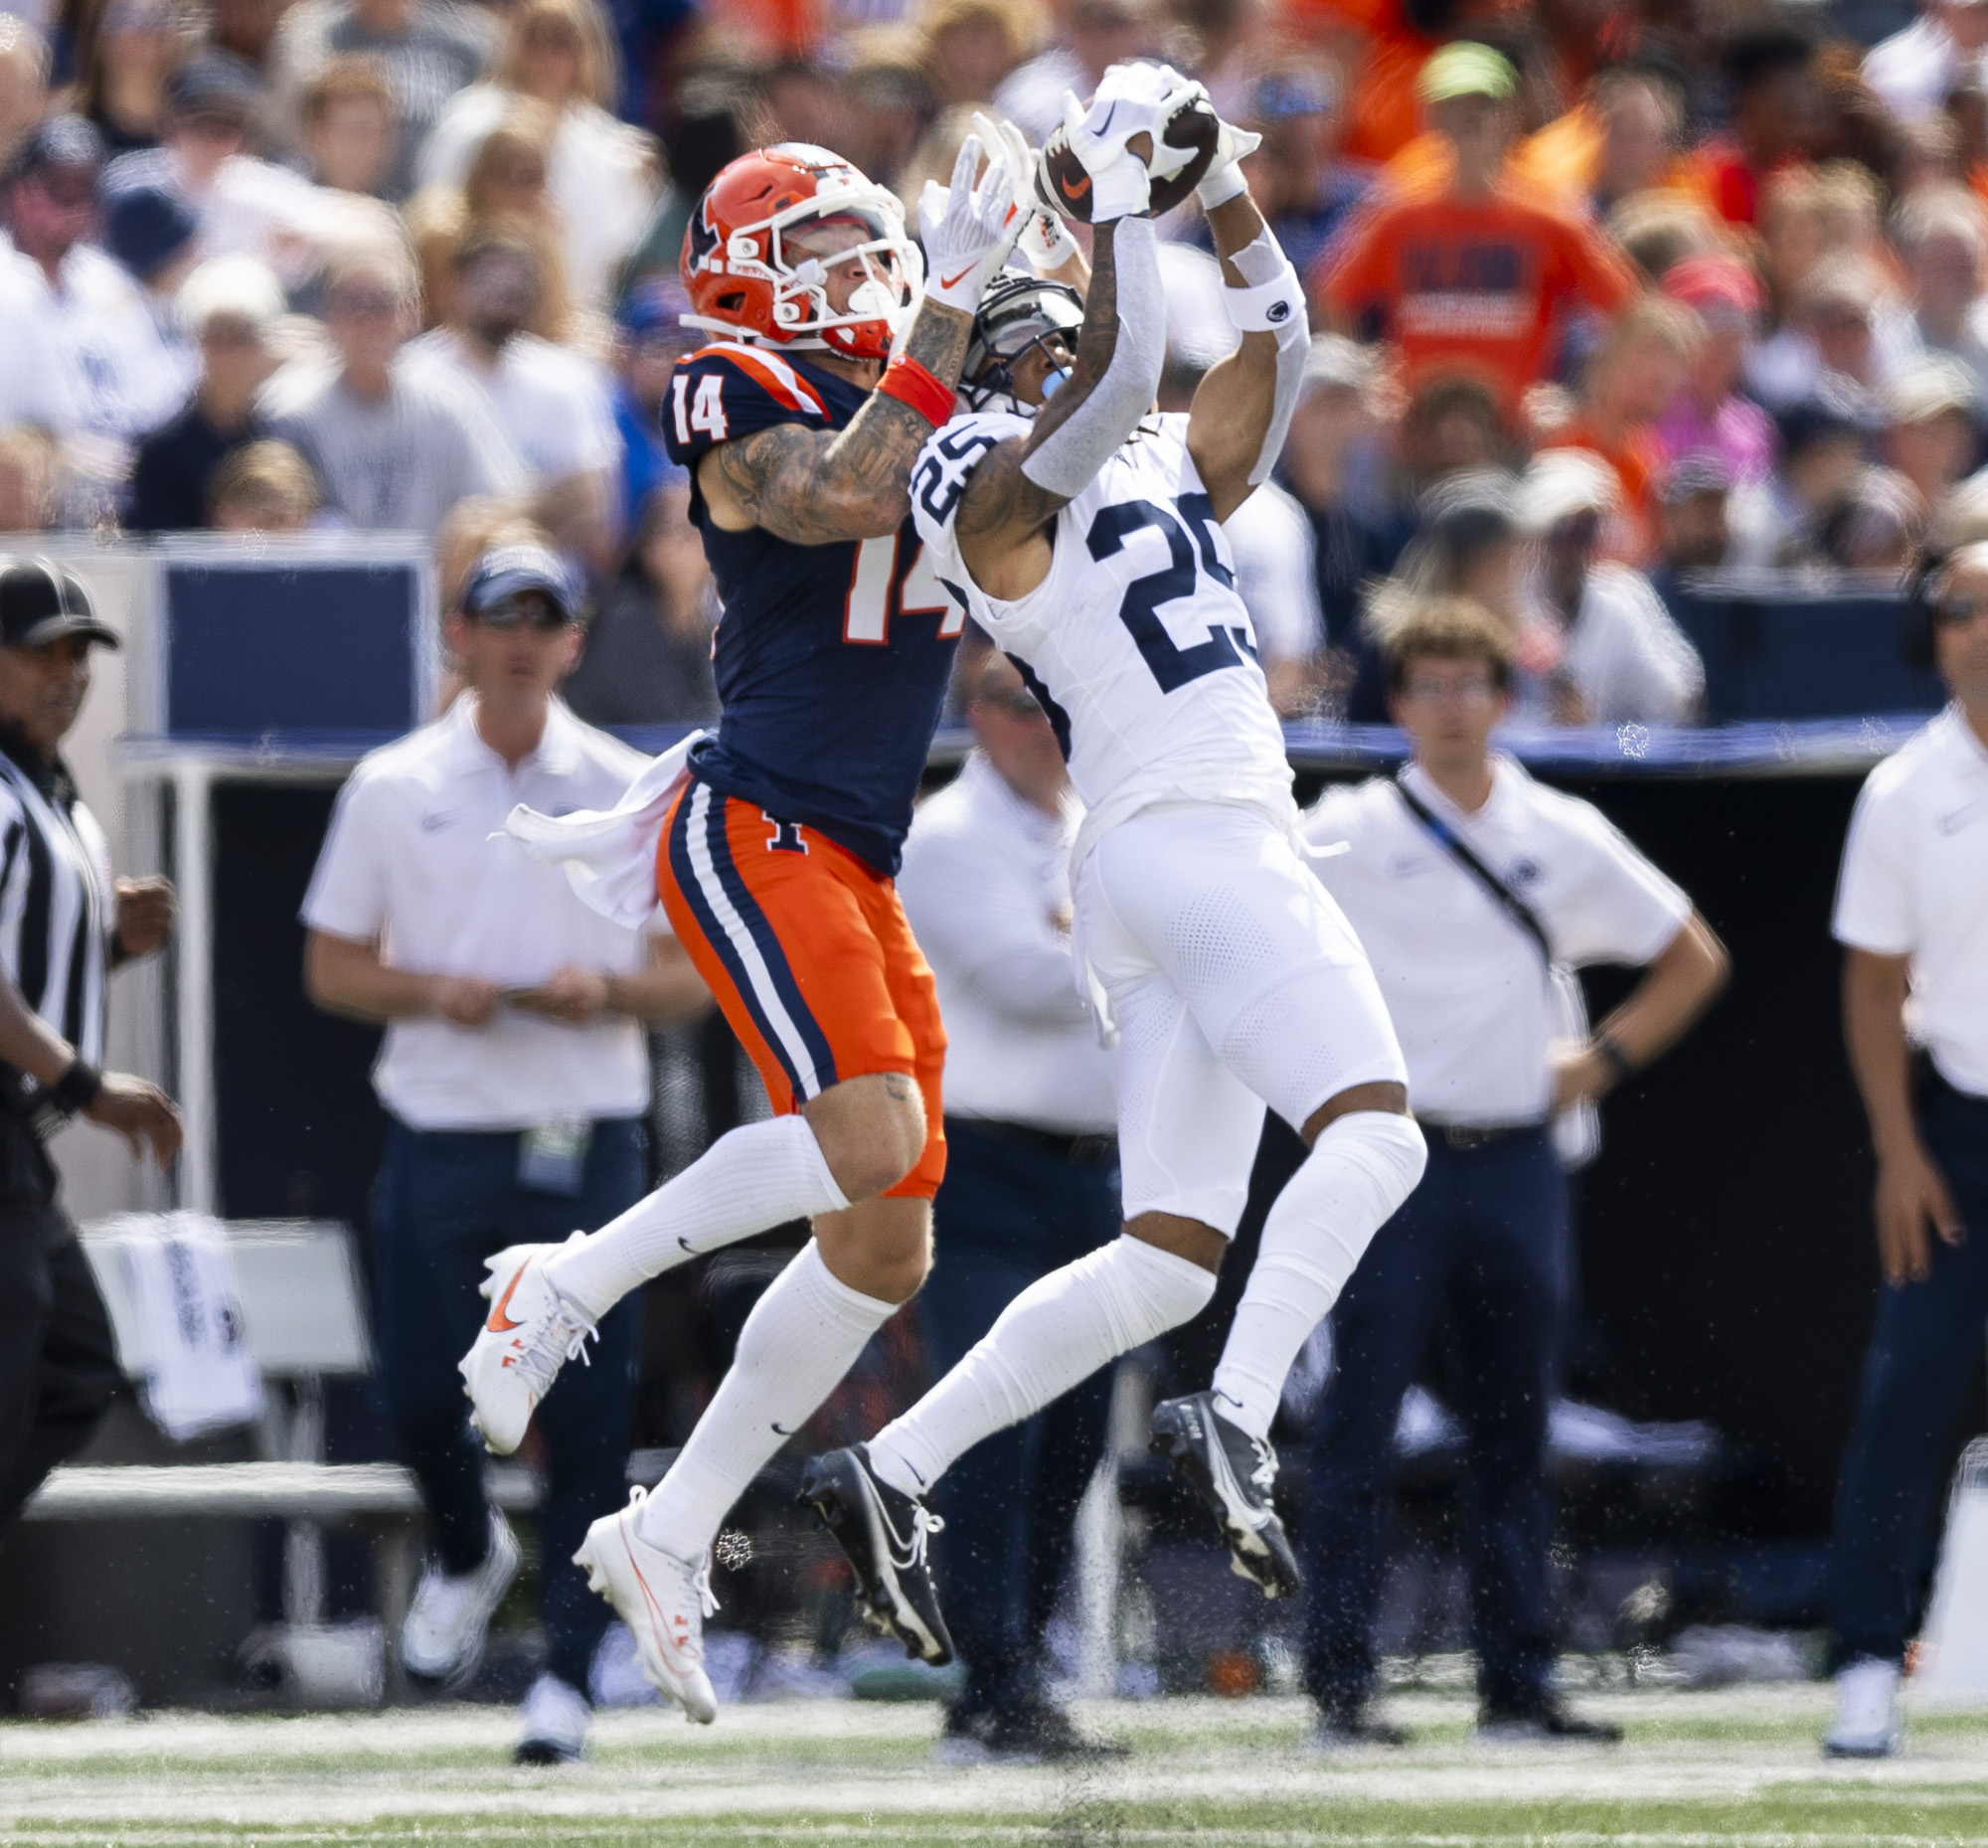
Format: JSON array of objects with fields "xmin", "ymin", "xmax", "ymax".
[{"xmin": 0, "ymin": 559, "xmax": 119, "ymax": 651}]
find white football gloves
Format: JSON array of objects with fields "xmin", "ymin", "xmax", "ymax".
[
  {"xmin": 972, "ymin": 110, "xmax": 1079, "ymax": 273},
  {"xmin": 1196, "ymin": 113, "xmax": 1264, "ymax": 210},
  {"xmin": 1052, "ymin": 61, "xmax": 1209, "ymax": 222},
  {"xmin": 917, "ymin": 131, "xmax": 1027, "ymax": 313}
]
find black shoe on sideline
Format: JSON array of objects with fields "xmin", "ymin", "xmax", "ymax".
[
  {"xmin": 797, "ymin": 1444, "xmax": 954, "ymax": 1666},
  {"xmin": 986, "ymin": 1698, "xmax": 1131, "ymax": 1763},
  {"xmin": 1478, "ymin": 1692, "xmax": 1623, "ymax": 1744},
  {"xmin": 938, "ymin": 1698, "xmax": 1129, "ymax": 1764},
  {"xmin": 1310, "ymin": 1694, "xmax": 1410, "ymax": 1749},
  {"xmin": 1149, "ymin": 1391, "xmax": 1302, "ymax": 1598}
]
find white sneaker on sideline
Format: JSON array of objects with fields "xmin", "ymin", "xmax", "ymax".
[
  {"xmin": 574, "ymin": 1487, "xmax": 718, "ymax": 1724},
  {"xmin": 515, "ymin": 1672, "xmax": 590, "ymax": 1764},
  {"xmin": 400, "ymin": 1510, "xmax": 521, "ymax": 1687},
  {"xmin": 1823, "ymin": 1657, "xmax": 1903, "ymax": 1758},
  {"xmin": 459, "ymin": 1237, "xmax": 598, "ymax": 1455}
]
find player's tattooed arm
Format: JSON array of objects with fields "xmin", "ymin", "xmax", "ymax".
[
  {"xmin": 702, "ymin": 301, "xmax": 975, "ymax": 546},
  {"xmin": 950, "ymin": 221, "xmax": 1124, "ymax": 588}
]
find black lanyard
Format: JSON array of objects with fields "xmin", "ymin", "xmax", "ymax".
[{"xmin": 1392, "ymin": 769, "xmax": 1554, "ymax": 967}]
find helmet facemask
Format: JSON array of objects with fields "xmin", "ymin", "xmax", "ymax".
[
  {"xmin": 683, "ymin": 178, "xmax": 922, "ymax": 359},
  {"xmin": 962, "ymin": 276, "xmax": 1086, "ymax": 416}
]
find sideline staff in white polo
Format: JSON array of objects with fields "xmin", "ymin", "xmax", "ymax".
[
  {"xmin": 896, "ymin": 647, "xmax": 1120, "ymax": 1764},
  {"xmin": 302, "ymin": 542, "xmax": 706, "ymax": 1764},
  {"xmin": 1822, "ymin": 542, "xmax": 1988, "ymax": 1759},
  {"xmin": 1299, "ymin": 595, "xmax": 1728, "ymax": 1747}
]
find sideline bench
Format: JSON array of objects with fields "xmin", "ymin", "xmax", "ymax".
[{"xmin": 21, "ymin": 1220, "xmax": 541, "ymax": 1685}]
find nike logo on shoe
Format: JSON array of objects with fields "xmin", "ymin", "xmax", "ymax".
[{"xmin": 487, "ymin": 1269, "xmax": 528, "ymax": 1332}]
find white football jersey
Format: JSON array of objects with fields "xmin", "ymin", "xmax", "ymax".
[{"xmin": 911, "ymin": 410, "xmax": 1297, "ymax": 859}]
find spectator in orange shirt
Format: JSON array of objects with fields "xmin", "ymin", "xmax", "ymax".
[
  {"xmin": 1317, "ymin": 41, "xmax": 1640, "ymax": 414},
  {"xmin": 1540, "ymin": 293, "xmax": 1703, "ymax": 564}
]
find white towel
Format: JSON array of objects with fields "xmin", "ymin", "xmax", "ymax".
[
  {"xmin": 503, "ymin": 731, "xmax": 706, "ymax": 930},
  {"xmin": 115, "ymin": 1212, "xmax": 264, "ymax": 1441}
]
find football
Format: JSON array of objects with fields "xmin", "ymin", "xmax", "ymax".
[{"xmin": 1034, "ymin": 90, "xmax": 1222, "ymax": 223}]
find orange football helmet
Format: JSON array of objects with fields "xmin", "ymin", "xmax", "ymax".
[{"xmin": 680, "ymin": 143, "xmax": 922, "ymax": 361}]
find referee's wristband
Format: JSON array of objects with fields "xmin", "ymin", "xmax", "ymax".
[
  {"xmin": 1593, "ymin": 1031, "xmax": 1635, "ymax": 1086},
  {"xmin": 51, "ymin": 1058, "xmax": 102, "ymax": 1113}
]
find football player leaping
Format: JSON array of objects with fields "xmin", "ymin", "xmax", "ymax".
[
  {"xmin": 800, "ymin": 89, "xmax": 1429, "ymax": 1652},
  {"xmin": 454, "ymin": 77, "xmax": 1200, "ymax": 1726}
]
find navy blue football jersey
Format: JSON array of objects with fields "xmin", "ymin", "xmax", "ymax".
[{"xmin": 661, "ymin": 340, "xmax": 964, "ymax": 876}]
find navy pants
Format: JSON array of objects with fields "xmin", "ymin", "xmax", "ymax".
[
  {"xmin": 1304, "ymin": 1126, "xmax": 1568, "ymax": 1710},
  {"xmin": 372, "ymin": 1116, "xmax": 644, "ymax": 1694},
  {"xmin": 1828, "ymin": 1072, "xmax": 1988, "ymax": 1668},
  {"xmin": 919, "ymin": 1118, "xmax": 1121, "ymax": 1721}
]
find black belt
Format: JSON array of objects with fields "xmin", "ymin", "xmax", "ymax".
[
  {"xmin": 1421, "ymin": 1120, "xmax": 1540, "ymax": 1152},
  {"xmin": 946, "ymin": 1116, "xmax": 1119, "ymax": 1167}
]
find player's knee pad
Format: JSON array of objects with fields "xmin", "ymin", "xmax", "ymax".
[
  {"xmin": 1316, "ymin": 1109, "xmax": 1427, "ymax": 1223},
  {"xmin": 1096, "ymin": 1234, "xmax": 1220, "ymax": 1343},
  {"xmin": 1253, "ymin": 1110, "xmax": 1426, "ymax": 1300}
]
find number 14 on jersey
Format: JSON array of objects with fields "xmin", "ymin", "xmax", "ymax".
[{"xmin": 843, "ymin": 534, "xmax": 964, "ymax": 645}]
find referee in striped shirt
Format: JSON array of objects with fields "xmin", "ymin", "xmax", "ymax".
[{"xmin": 0, "ymin": 558, "xmax": 181, "ymax": 1542}]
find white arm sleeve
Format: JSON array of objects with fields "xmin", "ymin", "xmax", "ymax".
[
  {"xmin": 1021, "ymin": 215, "xmax": 1166, "ymax": 501},
  {"xmin": 1221, "ymin": 228, "xmax": 1310, "ymax": 486}
]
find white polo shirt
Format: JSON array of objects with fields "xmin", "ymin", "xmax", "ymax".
[
  {"xmin": 302, "ymin": 694, "xmax": 656, "ymax": 1130},
  {"xmin": 898, "ymin": 753, "xmax": 1116, "ymax": 1136},
  {"xmin": 404, "ymin": 328, "xmax": 620, "ymax": 490},
  {"xmin": 1833, "ymin": 704, "xmax": 1988, "ymax": 1098},
  {"xmin": 1304, "ymin": 757, "xmax": 1692, "ymax": 1125}
]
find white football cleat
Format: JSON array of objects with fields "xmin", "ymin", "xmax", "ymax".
[
  {"xmin": 459, "ymin": 1238, "xmax": 597, "ymax": 1455},
  {"xmin": 574, "ymin": 1487, "xmax": 718, "ymax": 1725},
  {"xmin": 400, "ymin": 1509, "xmax": 521, "ymax": 1688},
  {"xmin": 514, "ymin": 1671, "xmax": 590, "ymax": 1764},
  {"xmin": 1823, "ymin": 1657, "xmax": 1903, "ymax": 1759}
]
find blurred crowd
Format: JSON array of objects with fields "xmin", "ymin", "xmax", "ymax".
[{"xmin": 2, "ymin": 0, "xmax": 1988, "ymax": 725}]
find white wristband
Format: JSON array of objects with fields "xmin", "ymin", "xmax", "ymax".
[
  {"xmin": 1223, "ymin": 260, "xmax": 1303, "ymax": 333},
  {"xmin": 1019, "ymin": 208, "xmax": 1078, "ymax": 274},
  {"xmin": 1196, "ymin": 159, "xmax": 1248, "ymax": 211},
  {"xmin": 1087, "ymin": 151, "xmax": 1152, "ymax": 223}
]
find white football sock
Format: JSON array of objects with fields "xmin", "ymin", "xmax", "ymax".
[
  {"xmin": 866, "ymin": 1235, "xmax": 1216, "ymax": 1499},
  {"xmin": 544, "ymin": 1116, "xmax": 849, "ymax": 1320},
  {"xmin": 1211, "ymin": 1111, "xmax": 1427, "ymax": 1440},
  {"xmin": 635, "ymin": 1240, "xmax": 894, "ymax": 1560}
]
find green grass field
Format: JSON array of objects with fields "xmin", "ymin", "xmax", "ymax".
[{"xmin": 2, "ymin": 1683, "xmax": 1986, "ymax": 1845}]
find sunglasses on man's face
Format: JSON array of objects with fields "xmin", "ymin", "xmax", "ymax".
[{"xmin": 469, "ymin": 590, "xmax": 572, "ymax": 631}]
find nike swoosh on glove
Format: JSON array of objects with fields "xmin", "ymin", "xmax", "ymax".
[
  {"xmin": 918, "ymin": 131, "xmax": 1027, "ymax": 314},
  {"xmin": 1047, "ymin": 61, "xmax": 1211, "ymax": 221}
]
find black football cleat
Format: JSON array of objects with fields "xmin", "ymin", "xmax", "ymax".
[
  {"xmin": 1310, "ymin": 1692, "xmax": 1410, "ymax": 1750},
  {"xmin": 797, "ymin": 1444, "xmax": 955, "ymax": 1666},
  {"xmin": 1477, "ymin": 1692, "xmax": 1623, "ymax": 1744},
  {"xmin": 1150, "ymin": 1391, "xmax": 1302, "ymax": 1599}
]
